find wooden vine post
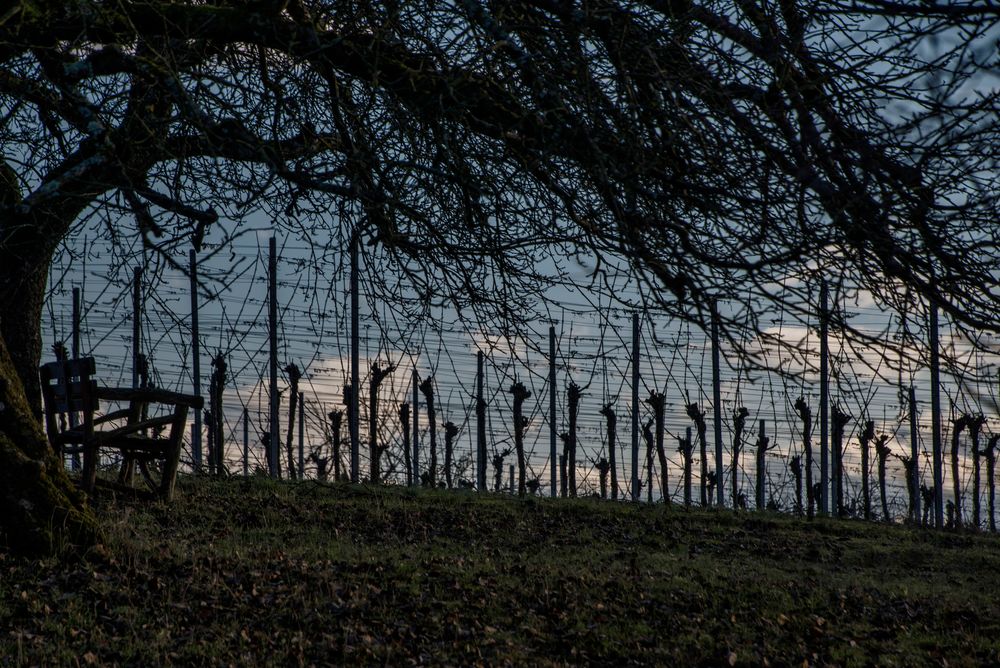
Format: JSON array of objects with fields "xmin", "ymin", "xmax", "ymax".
[
  {"xmin": 832, "ymin": 404, "xmax": 851, "ymax": 517},
  {"xmin": 342, "ymin": 385, "xmax": 353, "ymax": 482},
  {"xmin": 268, "ymin": 237, "xmax": 279, "ymax": 478},
  {"xmin": 860, "ymin": 420, "xmax": 875, "ymax": 520},
  {"xmin": 349, "ymin": 232, "xmax": 360, "ymax": 484},
  {"xmin": 242, "ymin": 408, "xmax": 249, "ymax": 477},
  {"xmin": 732, "ymin": 407, "xmax": 749, "ymax": 508},
  {"xmin": 631, "ymin": 313, "xmax": 640, "ymax": 502},
  {"xmin": 549, "ymin": 326, "xmax": 557, "ymax": 498},
  {"xmin": 284, "ymin": 362, "xmax": 301, "ymax": 481},
  {"xmin": 510, "ymin": 380, "xmax": 531, "ymax": 496},
  {"xmin": 189, "ymin": 249, "xmax": 203, "ymax": 472},
  {"xmin": 907, "ymin": 387, "xmax": 920, "ymax": 523},
  {"xmin": 132, "ymin": 267, "xmax": 142, "ymax": 389},
  {"xmin": 794, "ymin": 397, "xmax": 814, "ymax": 519},
  {"xmin": 819, "ymin": 282, "xmax": 830, "ymax": 515},
  {"xmin": 567, "ymin": 382, "xmax": 582, "ymax": 497},
  {"xmin": 400, "ymin": 403, "xmax": 412, "ymax": 486},
  {"xmin": 204, "ymin": 406, "xmax": 215, "ymax": 478},
  {"xmin": 558, "ymin": 437, "xmax": 568, "ymax": 498},
  {"xmin": 711, "ymin": 300, "xmax": 725, "ymax": 507},
  {"xmin": 298, "ymin": 391, "xmax": 304, "ymax": 478},
  {"xmin": 601, "ymin": 404, "xmax": 618, "ymax": 500},
  {"xmin": 412, "ymin": 368, "xmax": 420, "ymax": 486},
  {"xmin": 875, "ymin": 434, "xmax": 891, "ymax": 521},
  {"xmin": 929, "ymin": 300, "xmax": 943, "ymax": 527},
  {"xmin": 686, "ymin": 402, "xmax": 709, "ymax": 506},
  {"xmin": 210, "ymin": 353, "xmax": 226, "ymax": 476},
  {"xmin": 368, "ymin": 362, "xmax": 394, "ymax": 484},
  {"xmin": 477, "ymin": 351, "xmax": 488, "ymax": 492}
]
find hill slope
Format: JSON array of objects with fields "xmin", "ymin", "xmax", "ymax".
[{"xmin": 3, "ymin": 477, "xmax": 999, "ymax": 666}]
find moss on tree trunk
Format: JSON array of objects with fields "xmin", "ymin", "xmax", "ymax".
[{"xmin": 0, "ymin": 337, "xmax": 99, "ymax": 556}]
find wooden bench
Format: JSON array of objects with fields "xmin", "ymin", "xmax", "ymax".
[{"xmin": 39, "ymin": 357, "xmax": 203, "ymax": 501}]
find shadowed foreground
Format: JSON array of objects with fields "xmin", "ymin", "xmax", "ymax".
[{"xmin": 2, "ymin": 477, "xmax": 999, "ymax": 666}]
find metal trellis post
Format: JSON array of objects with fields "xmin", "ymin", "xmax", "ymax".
[
  {"xmin": 712, "ymin": 301, "xmax": 724, "ymax": 507},
  {"xmin": 350, "ymin": 231, "xmax": 360, "ymax": 484},
  {"xmin": 189, "ymin": 249, "xmax": 203, "ymax": 472},
  {"xmin": 820, "ymin": 282, "xmax": 829, "ymax": 515},
  {"xmin": 132, "ymin": 267, "xmax": 141, "ymax": 390},
  {"xmin": 550, "ymin": 325, "xmax": 558, "ymax": 498},
  {"xmin": 268, "ymin": 236, "xmax": 279, "ymax": 478},
  {"xmin": 412, "ymin": 367, "xmax": 420, "ymax": 484},
  {"xmin": 929, "ymin": 301, "xmax": 943, "ymax": 528},
  {"xmin": 632, "ymin": 313, "xmax": 640, "ymax": 502}
]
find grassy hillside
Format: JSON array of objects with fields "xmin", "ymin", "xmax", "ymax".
[{"xmin": 3, "ymin": 477, "xmax": 1000, "ymax": 666}]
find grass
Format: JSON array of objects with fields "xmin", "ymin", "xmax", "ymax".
[{"xmin": 3, "ymin": 476, "xmax": 1000, "ymax": 666}]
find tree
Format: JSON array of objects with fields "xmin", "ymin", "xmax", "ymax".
[{"xmin": 1, "ymin": 1, "xmax": 997, "ymax": 554}]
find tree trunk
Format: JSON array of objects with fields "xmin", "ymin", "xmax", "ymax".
[
  {"xmin": 0, "ymin": 212, "xmax": 99, "ymax": 553},
  {"xmin": 0, "ymin": 338, "xmax": 99, "ymax": 555},
  {"xmin": 0, "ymin": 259, "xmax": 48, "ymax": 418}
]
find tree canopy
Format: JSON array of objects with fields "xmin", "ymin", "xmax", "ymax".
[{"xmin": 0, "ymin": 0, "xmax": 997, "ymax": 553}]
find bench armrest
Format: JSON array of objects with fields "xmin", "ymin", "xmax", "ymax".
[{"xmin": 96, "ymin": 387, "xmax": 204, "ymax": 410}]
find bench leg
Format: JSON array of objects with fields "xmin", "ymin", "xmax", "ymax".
[
  {"xmin": 81, "ymin": 443, "xmax": 98, "ymax": 493},
  {"xmin": 159, "ymin": 406, "xmax": 188, "ymax": 501},
  {"xmin": 118, "ymin": 456, "xmax": 136, "ymax": 486}
]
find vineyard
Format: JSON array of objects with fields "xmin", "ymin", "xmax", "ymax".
[{"xmin": 44, "ymin": 230, "xmax": 1000, "ymax": 530}]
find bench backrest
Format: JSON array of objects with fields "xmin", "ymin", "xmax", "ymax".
[{"xmin": 39, "ymin": 357, "xmax": 98, "ymax": 445}]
